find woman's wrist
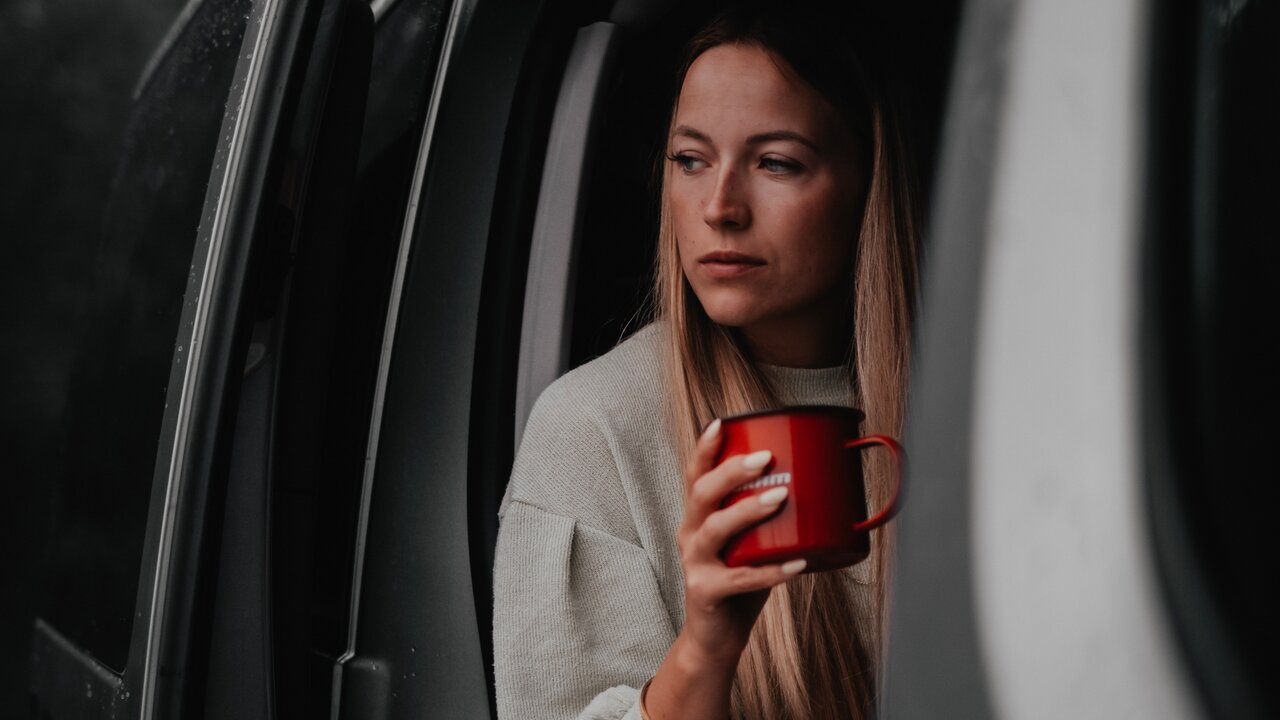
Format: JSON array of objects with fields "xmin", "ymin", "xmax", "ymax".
[
  {"xmin": 670, "ymin": 630, "xmax": 741, "ymax": 679},
  {"xmin": 643, "ymin": 632, "xmax": 738, "ymax": 719},
  {"xmin": 638, "ymin": 676, "xmax": 655, "ymax": 720}
]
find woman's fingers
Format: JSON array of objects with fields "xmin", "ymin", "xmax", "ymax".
[
  {"xmin": 686, "ymin": 448, "xmax": 773, "ymax": 522},
  {"xmin": 692, "ymin": 485, "xmax": 786, "ymax": 552},
  {"xmin": 685, "ymin": 558, "xmax": 808, "ymax": 604},
  {"xmin": 684, "ymin": 418, "xmax": 723, "ymax": 490},
  {"xmin": 678, "ymin": 419, "xmax": 800, "ymax": 605},
  {"xmin": 682, "ymin": 475, "xmax": 788, "ymax": 567},
  {"xmin": 725, "ymin": 559, "xmax": 808, "ymax": 594}
]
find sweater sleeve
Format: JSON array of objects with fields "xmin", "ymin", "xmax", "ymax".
[{"xmin": 493, "ymin": 500, "xmax": 673, "ymax": 720}]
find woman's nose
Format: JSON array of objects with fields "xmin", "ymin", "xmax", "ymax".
[{"xmin": 703, "ymin": 168, "xmax": 751, "ymax": 230}]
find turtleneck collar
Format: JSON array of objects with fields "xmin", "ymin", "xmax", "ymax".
[{"xmin": 757, "ymin": 362, "xmax": 854, "ymax": 408}]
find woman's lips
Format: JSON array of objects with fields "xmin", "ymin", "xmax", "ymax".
[{"xmin": 698, "ymin": 250, "xmax": 765, "ymax": 279}]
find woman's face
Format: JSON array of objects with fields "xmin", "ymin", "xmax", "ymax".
[{"xmin": 668, "ymin": 43, "xmax": 863, "ymax": 364}]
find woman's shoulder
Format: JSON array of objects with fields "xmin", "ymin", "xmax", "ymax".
[
  {"xmin": 502, "ymin": 323, "xmax": 669, "ymax": 531},
  {"xmin": 528, "ymin": 321, "xmax": 666, "ymax": 424}
]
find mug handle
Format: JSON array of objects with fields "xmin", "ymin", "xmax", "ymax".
[{"xmin": 844, "ymin": 435, "xmax": 905, "ymax": 532}]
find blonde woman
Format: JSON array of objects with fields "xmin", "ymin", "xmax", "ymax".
[{"xmin": 494, "ymin": 3, "xmax": 918, "ymax": 718}]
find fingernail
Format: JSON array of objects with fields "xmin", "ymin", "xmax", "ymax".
[
  {"xmin": 781, "ymin": 559, "xmax": 807, "ymax": 576},
  {"xmin": 742, "ymin": 450, "xmax": 772, "ymax": 470},
  {"xmin": 701, "ymin": 418, "xmax": 721, "ymax": 441},
  {"xmin": 758, "ymin": 487, "xmax": 788, "ymax": 506}
]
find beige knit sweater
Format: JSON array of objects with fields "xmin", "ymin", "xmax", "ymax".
[{"xmin": 492, "ymin": 323, "xmax": 876, "ymax": 720}]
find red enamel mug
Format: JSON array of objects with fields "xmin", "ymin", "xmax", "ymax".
[{"xmin": 716, "ymin": 406, "xmax": 904, "ymax": 573}]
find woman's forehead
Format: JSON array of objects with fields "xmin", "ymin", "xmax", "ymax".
[{"xmin": 674, "ymin": 43, "xmax": 841, "ymax": 145}]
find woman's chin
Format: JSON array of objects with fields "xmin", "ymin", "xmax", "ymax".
[{"xmin": 700, "ymin": 304, "xmax": 764, "ymax": 330}]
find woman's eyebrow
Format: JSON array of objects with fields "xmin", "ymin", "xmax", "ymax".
[
  {"xmin": 671, "ymin": 126, "xmax": 820, "ymax": 152},
  {"xmin": 671, "ymin": 125, "xmax": 712, "ymax": 143},
  {"xmin": 746, "ymin": 130, "xmax": 819, "ymax": 152}
]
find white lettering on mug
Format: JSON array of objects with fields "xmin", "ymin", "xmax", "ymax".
[{"xmin": 738, "ymin": 472, "xmax": 792, "ymax": 492}]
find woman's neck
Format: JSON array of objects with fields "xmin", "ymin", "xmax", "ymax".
[{"xmin": 738, "ymin": 303, "xmax": 852, "ymax": 368}]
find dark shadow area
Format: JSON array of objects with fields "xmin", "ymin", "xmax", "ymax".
[
  {"xmin": 1144, "ymin": 0, "xmax": 1280, "ymax": 716},
  {"xmin": 0, "ymin": 0, "xmax": 190, "ymax": 706}
]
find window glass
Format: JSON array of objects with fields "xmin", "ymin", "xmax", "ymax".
[{"xmin": 0, "ymin": 0, "xmax": 253, "ymax": 680}]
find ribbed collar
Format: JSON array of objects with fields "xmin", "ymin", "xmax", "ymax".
[{"xmin": 758, "ymin": 362, "xmax": 854, "ymax": 408}]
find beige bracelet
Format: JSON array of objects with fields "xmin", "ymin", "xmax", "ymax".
[{"xmin": 638, "ymin": 676, "xmax": 655, "ymax": 720}]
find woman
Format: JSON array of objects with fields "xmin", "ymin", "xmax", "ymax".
[{"xmin": 494, "ymin": 3, "xmax": 918, "ymax": 718}]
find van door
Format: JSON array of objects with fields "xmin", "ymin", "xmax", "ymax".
[{"xmin": 26, "ymin": 0, "xmax": 378, "ymax": 715}]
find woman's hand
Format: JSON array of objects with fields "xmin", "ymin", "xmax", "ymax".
[
  {"xmin": 675, "ymin": 418, "xmax": 807, "ymax": 667},
  {"xmin": 642, "ymin": 419, "xmax": 806, "ymax": 719}
]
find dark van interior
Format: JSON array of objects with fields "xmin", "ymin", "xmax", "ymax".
[{"xmin": 21, "ymin": 0, "xmax": 1276, "ymax": 718}]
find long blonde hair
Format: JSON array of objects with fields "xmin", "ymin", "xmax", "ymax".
[{"xmin": 654, "ymin": 5, "xmax": 919, "ymax": 717}]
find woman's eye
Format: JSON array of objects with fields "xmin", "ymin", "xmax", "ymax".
[
  {"xmin": 668, "ymin": 153, "xmax": 706, "ymax": 173},
  {"xmin": 760, "ymin": 156, "xmax": 802, "ymax": 175}
]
